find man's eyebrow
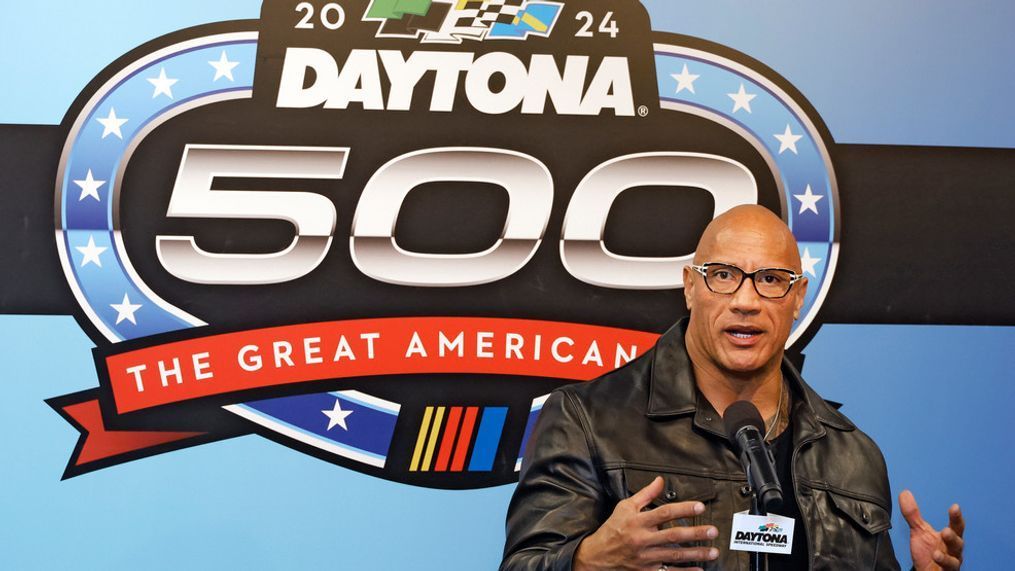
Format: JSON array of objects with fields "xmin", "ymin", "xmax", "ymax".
[{"xmin": 701, "ymin": 262, "xmax": 800, "ymax": 272}]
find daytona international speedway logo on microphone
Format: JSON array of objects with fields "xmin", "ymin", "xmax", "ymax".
[
  {"xmin": 730, "ymin": 513, "xmax": 795, "ymax": 555},
  {"xmin": 47, "ymin": 0, "xmax": 839, "ymax": 487}
]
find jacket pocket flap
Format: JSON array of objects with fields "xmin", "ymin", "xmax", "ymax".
[
  {"xmin": 827, "ymin": 490, "xmax": 891, "ymax": 534},
  {"xmin": 623, "ymin": 468, "xmax": 718, "ymax": 503}
]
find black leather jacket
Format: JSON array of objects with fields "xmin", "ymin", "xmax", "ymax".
[{"xmin": 502, "ymin": 320, "xmax": 900, "ymax": 570}]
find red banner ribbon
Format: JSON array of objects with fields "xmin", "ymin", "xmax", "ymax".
[
  {"xmin": 63, "ymin": 399, "xmax": 205, "ymax": 464},
  {"xmin": 103, "ymin": 317, "xmax": 660, "ymax": 414},
  {"xmin": 46, "ymin": 392, "xmax": 215, "ymax": 479}
]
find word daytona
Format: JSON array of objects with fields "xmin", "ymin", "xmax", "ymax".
[
  {"xmin": 276, "ymin": 48, "xmax": 635, "ymax": 115},
  {"xmin": 734, "ymin": 531, "xmax": 789, "ymax": 545}
]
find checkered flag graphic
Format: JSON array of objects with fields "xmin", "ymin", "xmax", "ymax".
[{"xmin": 456, "ymin": 0, "xmax": 525, "ymax": 28}]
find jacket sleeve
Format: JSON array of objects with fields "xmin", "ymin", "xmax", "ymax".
[
  {"xmin": 872, "ymin": 441, "xmax": 902, "ymax": 571},
  {"xmin": 881, "ymin": 531, "xmax": 905, "ymax": 567},
  {"xmin": 866, "ymin": 436, "xmax": 902, "ymax": 571},
  {"xmin": 876, "ymin": 528, "xmax": 903, "ymax": 571},
  {"xmin": 500, "ymin": 390, "xmax": 609, "ymax": 571}
]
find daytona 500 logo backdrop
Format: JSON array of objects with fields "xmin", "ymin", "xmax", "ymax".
[{"xmin": 48, "ymin": 0, "xmax": 838, "ymax": 487}]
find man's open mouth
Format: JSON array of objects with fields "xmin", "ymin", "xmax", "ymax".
[{"xmin": 725, "ymin": 326, "xmax": 764, "ymax": 340}]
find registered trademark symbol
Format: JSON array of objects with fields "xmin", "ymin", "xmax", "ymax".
[{"xmin": 637, "ymin": 105, "xmax": 649, "ymax": 117}]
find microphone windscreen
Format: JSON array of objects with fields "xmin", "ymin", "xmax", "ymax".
[{"xmin": 723, "ymin": 400, "xmax": 765, "ymax": 443}]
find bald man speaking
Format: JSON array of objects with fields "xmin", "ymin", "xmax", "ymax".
[{"xmin": 501, "ymin": 206, "xmax": 964, "ymax": 571}]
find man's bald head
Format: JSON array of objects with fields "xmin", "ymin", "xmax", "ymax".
[
  {"xmin": 693, "ymin": 205, "xmax": 801, "ymax": 272},
  {"xmin": 682, "ymin": 204, "xmax": 807, "ymax": 380}
]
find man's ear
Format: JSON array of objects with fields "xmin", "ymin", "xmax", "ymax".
[
  {"xmin": 683, "ymin": 265, "xmax": 695, "ymax": 311},
  {"xmin": 792, "ymin": 277, "xmax": 808, "ymax": 320}
]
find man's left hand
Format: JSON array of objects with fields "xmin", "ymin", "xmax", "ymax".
[{"xmin": 899, "ymin": 489, "xmax": 965, "ymax": 570}]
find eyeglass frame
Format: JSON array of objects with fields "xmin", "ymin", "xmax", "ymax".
[{"xmin": 688, "ymin": 262, "xmax": 805, "ymax": 299}]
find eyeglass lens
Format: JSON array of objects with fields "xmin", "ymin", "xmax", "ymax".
[{"xmin": 703, "ymin": 264, "xmax": 794, "ymax": 298}]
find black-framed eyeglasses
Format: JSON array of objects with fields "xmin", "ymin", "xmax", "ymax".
[{"xmin": 689, "ymin": 262, "xmax": 804, "ymax": 299}]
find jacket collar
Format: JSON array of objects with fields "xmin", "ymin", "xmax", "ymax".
[{"xmin": 645, "ymin": 318, "xmax": 854, "ymax": 436}]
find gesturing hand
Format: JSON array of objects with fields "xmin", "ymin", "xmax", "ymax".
[
  {"xmin": 900, "ymin": 490, "xmax": 965, "ymax": 570},
  {"xmin": 573, "ymin": 476, "xmax": 720, "ymax": 571}
]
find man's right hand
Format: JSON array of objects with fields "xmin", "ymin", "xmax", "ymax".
[{"xmin": 573, "ymin": 476, "xmax": 720, "ymax": 571}]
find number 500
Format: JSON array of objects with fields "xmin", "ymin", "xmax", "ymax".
[{"xmin": 156, "ymin": 145, "xmax": 757, "ymax": 289}]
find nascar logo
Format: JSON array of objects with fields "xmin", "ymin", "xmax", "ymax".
[{"xmin": 364, "ymin": 0, "xmax": 564, "ymax": 43}]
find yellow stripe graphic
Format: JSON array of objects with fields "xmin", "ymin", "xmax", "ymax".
[
  {"xmin": 409, "ymin": 406, "xmax": 434, "ymax": 472},
  {"xmin": 421, "ymin": 406, "xmax": 446, "ymax": 471},
  {"xmin": 521, "ymin": 12, "xmax": 548, "ymax": 32}
]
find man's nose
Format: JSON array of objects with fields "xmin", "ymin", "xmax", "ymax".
[{"xmin": 728, "ymin": 277, "xmax": 763, "ymax": 313}]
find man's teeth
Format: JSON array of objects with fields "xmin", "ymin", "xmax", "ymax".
[{"xmin": 730, "ymin": 331, "xmax": 757, "ymax": 338}]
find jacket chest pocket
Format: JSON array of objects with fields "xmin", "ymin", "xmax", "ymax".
[
  {"xmin": 809, "ymin": 487, "xmax": 892, "ymax": 570},
  {"xmin": 620, "ymin": 467, "xmax": 719, "ymax": 508},
  {"xmin": 616, "ymin": 467, "xmax": 719, "ymax": 527},
  {"xmin": 612, "ymin": 468, "xmax": 728, "ymax": 568}
]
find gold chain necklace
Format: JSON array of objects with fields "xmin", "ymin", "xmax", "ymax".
[{"xmin": 763, "ymin": 379, "xmax": 785, "ymax": 441}]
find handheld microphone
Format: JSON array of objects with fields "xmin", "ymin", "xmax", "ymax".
[{"xmin": 723, "ymin": 400, "xmax": 783, "ymax": 514}]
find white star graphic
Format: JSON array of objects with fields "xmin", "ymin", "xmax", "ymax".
[
  {"xmin": 74, "ymin": 168, "xmax": 106, "ymax": 201},
  {"xmin": 800, "ymin": 248, "xmax": 821, "ymax": 277},
  {"xmin": 670, "ymin": 64, "xmax": 699, "ymax": 94},
  {"xmin": 728, "ymin": 83, "xmax": 757, "ymax": 114},
  {"xmin": 322, "ymin": 399, "xmax": 354, "ymax": 431},
  {"xmin": 73, "ymin": 169, "xmax": 106, "ymax": 201},
  {"xmin": 96, "ymin": 107, "xmax": 128, "ymax": 139},
  {"xmin": 75, "ymin": 235, "xmax": 107, "ymax": 268},
  {"xmin": 147, "ymin": 67, "xmax": 178, "ymax": 99},
  {"xmin": 774, "ymin": 124, "xmax": 803, "ymax": 155},
  {"xmin": 110, "ymin": 293, "xmax": 142, "ymax": 325},
  {"xmin": 209, "ymin": 51, "xmax": 239, "ymax": 82},
  {"xmin": 793, "ymin": 185, "xmax": 824, "ymax": 215}
]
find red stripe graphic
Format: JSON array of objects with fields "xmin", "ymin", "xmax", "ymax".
[
  {"xmin": 434, "ymin": 406, "xmax": 463, "ymax": 472},
  {"xmin": 451, "ymin": 407, "xmax": 479, "ymax": 472}
]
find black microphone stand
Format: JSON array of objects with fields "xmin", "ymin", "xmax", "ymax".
[{"xmin": 747, "ymin": 472, "xmax": 768, "ymax": 571}]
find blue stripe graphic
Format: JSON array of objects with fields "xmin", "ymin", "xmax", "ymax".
[
  {"xmin": 468, "ymin": 407, "xmax": 508, "ymax": 472},
  {"xmin": 244, "ymin": 392, "xmax": 398, "ymax": 460},
  {"xmin": 517, "ymin": 404, "xmax": 543, "ymax": 463}
]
